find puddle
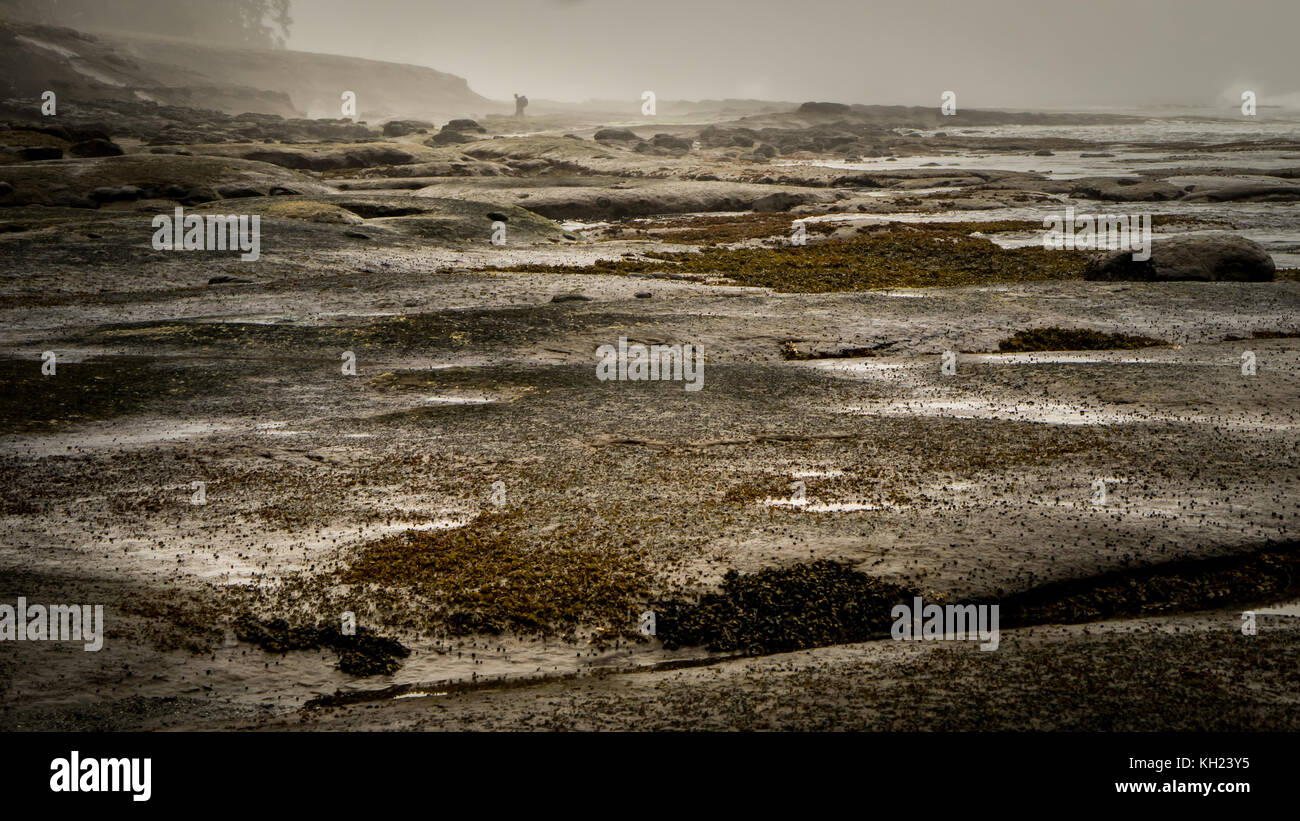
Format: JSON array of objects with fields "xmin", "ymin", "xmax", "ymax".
[
  {"xmin": 0, "ymin": 420, "xmax": 231, "ymax": 457},
  {"xmin": 422, "ymin": 396, "xmax": 494, "ymax": 405},
  {"xmin": 838, "ymin": 398, "xmax": 1298, "ymax": 430},
  {"xmin": 962, "ymin": 353, "xmax": 1170, "ymax": 365},
  {"xmin": 809, "ymin": 359, "xmax": 917, "ymax": 372},
  {"xmin": 373, "ymin": 517, "xmax": 472, "ymax": 535},
  {"xmin": 762, "ymin": 498, "xmax": 885, "ymax": 512},
  {"xmin": 1251, "ymin": 600, "xmax": 1300, "ymax": 618},
  {"xmin": 790, "ymin": 469, "xmax": 845, "ymax": 479}
]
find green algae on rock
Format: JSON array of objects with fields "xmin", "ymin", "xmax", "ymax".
[
  {"xmin": 322, "ymin": 511, "xmax": 651, "ymax": 637},
  {"xmin": 491, "ymin": 223, "xmax": 1091, "ymax": 293}
]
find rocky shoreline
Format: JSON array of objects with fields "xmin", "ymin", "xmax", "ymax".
[{"xmin": 2, "ymin": 20, "xmax": 1299, "ymax": 732}]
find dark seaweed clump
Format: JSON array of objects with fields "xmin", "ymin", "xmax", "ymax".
[
  {"xmin": 233, "ymin": 615, "xmax": 409, "ymax": 677},
  {"xmin": 997, "ymin": 542, "xmax": 1300, "ymax": 626},
  {"xmin": 654, "ymin": 560, "xmax": 912, "ymax": 654},
  {"xmin": 1223, "ymin": 329, "xmax": 1300, "ymax": 341},
  {"xmin": 997, "ymin": 326, "xmax": 1168, "ymax": 353}
]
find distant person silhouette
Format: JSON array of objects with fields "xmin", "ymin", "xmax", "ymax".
[{"xmin": 514, "ymin": 93, "xmax": 528, "ymax": 117}]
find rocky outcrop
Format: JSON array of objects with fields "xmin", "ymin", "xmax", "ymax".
[
  {"xmin": 426, "ymin": 119, "xmax": 487, "ymax": 146},
  {"xmin": 242, "ymin": 145, "xmax": 417, "ymax": 171},
  {"xmin": 0, "ymin": 19, "xmax": 495, "ymax": 120},
  {"xmin": 798, "ymin": 102, "xmax": 851, "ymax": 115},
  {"xmin": 1170, "ymin": 175, "xmax": 1300, "ymax": 203},
  {"xmin": 413, "ymin": 178, "xmax": 833, "ymax": 219},
  {"xmin": 382, "ymin": 119, "xmax": 435, "ymax": 137},
  {"xmin": 0, "ymin": 154, "xmax": 334, "ymax": 208},
  {"xmin": 651, "ymin": 133, "xmax": 693, "ymax": 151},
  {"xmin": 593, "ymin": 128, "xmax": 640, "ymax": 142},
  {"xmin": 1085, "ymin": 233, "xmax": 1276, "ymax": 282},
  {"xmin": 1069, "ymin": 177, "xmax": 1184, "ymax": 202},
  {"xmin": 697, "ymin": 125, "xmax": 759, "ymax": 148}
]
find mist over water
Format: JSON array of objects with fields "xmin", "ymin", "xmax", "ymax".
[{"xmin": 285, "ymin": 0, "xmax": 1300, "ymax": 109}]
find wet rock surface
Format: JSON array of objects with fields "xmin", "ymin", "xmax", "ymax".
[
  {"xmin": 1087, "ymin": 232, "xmax": 1277, "ymax": 281},
  {"xmin": 1, "ymin": 86, "xmax": 1299, "ymax": 731}
]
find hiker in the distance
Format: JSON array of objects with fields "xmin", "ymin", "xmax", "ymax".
[{"xmin": 514, "ymin": 93, "xmax": 528, "ymax": 117}]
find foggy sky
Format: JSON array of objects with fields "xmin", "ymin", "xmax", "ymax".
[{"xmin": 288, "ymin": 0, "xmax": 1300, "ymax": 109}]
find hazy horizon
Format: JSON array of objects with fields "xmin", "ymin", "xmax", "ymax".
[{"xmin": 284, "ymin": 0, "xmax": 1300, "ymax": 110}]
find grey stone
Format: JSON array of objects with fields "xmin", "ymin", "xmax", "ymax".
[{"xmin": 1085, "ymin": 233, "xmax": 1275, "ymax": 282}]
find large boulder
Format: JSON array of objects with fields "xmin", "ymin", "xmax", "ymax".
[
  {"xmin": 593, "ymin": 128, "xmax": 640, "ymax": 142},
  {"xmin": 428, "ymin": 130, "xmax": 477, "ymax": 146},
  {"xmin": 425, "ymin": 118, "xmax": 486, "ymax": 146},
  {"xmin": 799, "ymin": 101, "xmax": 851, "ymax": 115},
  {"xmin": 1085, "ymin": 233, "xmax": 1276, "ymax": 282},
  {"xmin": 382, "ymin": 119, "xmax": 435, "ymax": 137},
  {"xmin": 651, "ymin": 133, "xmax": 693, "ymax": 151},
  {"xmin": 444, "ymin": 119, "xmax": 486, "ymax": 133}
]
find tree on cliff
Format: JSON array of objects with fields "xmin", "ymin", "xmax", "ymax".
[{"xmin": 1, "ymin": 0, "xmax": 293, "ymax": 49}]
